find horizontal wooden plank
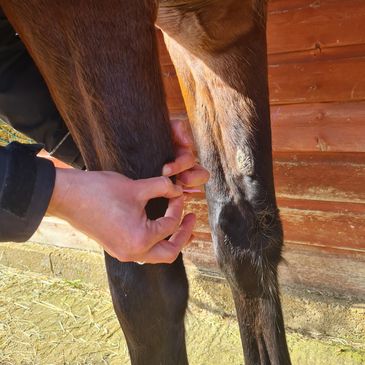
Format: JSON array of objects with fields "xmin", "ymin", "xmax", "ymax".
[
  {"xmin": 157, "ymin": 2, "xmax": 365, "ymax": 61},
  {"xmin": 267, "ymin": 0, "xmax": 365, "ymax": 54},
  {"xmin": 161, "ymin": 56, "xmax": 365, "ymax": 120},
  {"xmin": 157, "ymin": 1, "xmax": 365, "ymax": 56},
  {"xmin": 160, "ymin": 49, "xmax": 365, "ymax": 113},
  {"xmin": 273, "ymin": 152, "xmax": 365, "ymax": 203},
  {"xmin": 184, "ymin": 239, "xmax": 365, "ymax": 298},
  {"xmin": 277, "ymin": 197, "xmax": 365, "ymax": 215},
  {"xmin": 159, "ymin": 32, "xmax": 365, "ymax": 108},
  {"xmin": 269, "ymin": 0, "xmax": 338, "ymax": 13},
  {"xmin": 163, "ymin": 80, "xmax": 365, "ymax": 153},
  {"xmin": 268, "ymin": 43, "xmax": 365, "ymax": 65},
  {"xmin": 185, "ymin": 195, "xmax": 365, "ymax": 252},
  {"xmin": 31, "ymin": 218, "xmax": 365, "ymax": 298},
  {"xmin": 187, "ymin": 153, "xmax": 365, "ymax": 205},
  {"xmin": 271, "ymin": 102, "xmax": 365, "ymax": 152},
  {"xmin": 269, "ymin": 57, "xmax": 365, "ymax": 105},
  {"xmin": 281, "ymin": 207, "xmax": 365, "ymax": 251},
  {"xmin": 185, "ymin": 151, "xmax": 365, "ymax": 251}
]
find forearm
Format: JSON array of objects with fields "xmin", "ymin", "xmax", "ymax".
[{"xmin": 0, "ymin": 142, "xmax": 55, "ymax": 242}]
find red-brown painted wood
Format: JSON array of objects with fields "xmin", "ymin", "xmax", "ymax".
[
  {"xmin": 159, "ymin": 49, "xmax": 365, "ymax": 111},
  {"xmin": 267, "ymin": 0, "xmax": 365, "ymax": 54},
  {"xmin": 268, "ymin": 57, "xmax": 365, "ymax": 105},
  {"xmin": 271, "ymin": 102, "xmax": 365, "ymax": 152},
  {"xmin": 269, "ymin": 43, "xmax": 365, "ymax": 66},
  {"xmin": 161, "ymin": 57, "xmax": 365, "ymax": 115},
  {"xmin": 184, "ymin": 241, "xmax": 365, "ymax": 298},
  {"xmin": 273, "ymin": 152, "xmax": 365, "ymax": 203},
  {"xmin": 184, "ymin": 151, "xmax": 365, "ymax": 252},
  {"xmin": 154, "ymin": 1, "xmax": 365, "ymax": 296},
  {"xmin": 185, "ymin": 193, "xmax": 365, "ymax": 252},
  {"xmin": 160, "ymin": 63, "xmax": 186, "ymax": 115}
]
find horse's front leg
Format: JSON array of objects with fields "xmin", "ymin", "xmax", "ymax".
[
  {"xmin": 2, "ymin": 1, "xmax": 189, "ymax": 364},
  {"xmin": 158, "ymin": 1, "xmax": 291, "ymax": 364}
]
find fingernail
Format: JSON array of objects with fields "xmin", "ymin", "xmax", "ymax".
[{"xmin": 162, "ymin": 166, "xmax": 172, "ymax": 176}]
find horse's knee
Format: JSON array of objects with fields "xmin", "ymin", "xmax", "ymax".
[{"xmin": 212, "ymin": 198, "xmax": 283, "ymax": 296}]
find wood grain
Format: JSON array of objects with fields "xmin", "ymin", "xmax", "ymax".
[
  {"xmin": 268, "ymin": 57, "xmax": 365, "ymax": 105},
  {"xmin": 183, "ymin": 241, "xmax": 365, "ymax": 298},
  {"xmin": 162, "ymin": 58, "xmax": 365, "ymax": 111},
  {"xmin": 271, "ymin": 102, "xmax": 365, "ymax": 152},
  {"xmin": 267, "ymin": 0, "xmax": 365, "ymax": 54},
  {"xmin": 185, "ymin": 195, "xmax": 365, "ymax": 252},
  {"xmin": 184, "ymin": 151, "xmax": 365, "ymax": 252},
  {"xmin": 156, "ymin": 4, "xmax": 365, "ymax": 261},
  {"xmin": 159, "ymin": 46, "xmax": 365, "ymax": 110},
  {"xmin": 273, "ymin": 152, "xmax": 365, "ymax": 203},
  {"xmin": 268, "ymin": 43, "xmax": 365, "ymax": 65}
]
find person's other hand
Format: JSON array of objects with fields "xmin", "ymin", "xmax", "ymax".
[
  {"xmin": 47, "ymin": 169, "xmax": 196, "ymax": 264},
  {"xmin": 162, "ymin": 119, "xmax": 210, "ymax": 191}
]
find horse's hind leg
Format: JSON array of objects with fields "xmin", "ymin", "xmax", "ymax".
[
  {"xmin": 158, "ymin": 1, "xmax": 291, "ymax": 364},
  {"xmin": 2, "ymin": 1, "xmax": 189, "ymax": 364}
]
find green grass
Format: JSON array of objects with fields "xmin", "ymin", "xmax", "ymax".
[{"xmin": 0, "ymin": 119, "xmax": 34, "ymax": 146}]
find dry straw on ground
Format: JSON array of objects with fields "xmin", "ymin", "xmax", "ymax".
[{"xmin": 0, "ymin": 264, "xmax": 128, "ymax": 365}]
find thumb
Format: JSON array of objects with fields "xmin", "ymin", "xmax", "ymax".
[{"xmin": 134, "ymin": 176, "xmax": 183, "ymax": 201}]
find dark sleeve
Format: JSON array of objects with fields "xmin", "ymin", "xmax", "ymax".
[
  {"xmin": 0, "ymin": 142, "xmax": 55, "ymax": 242},
  {"xmin": 0, "ymin": 8, "xmax": 85, "ymax": 169}
]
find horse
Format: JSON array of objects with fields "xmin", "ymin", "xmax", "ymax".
[{"xmin": 1, "ymin": 1, "xmax": 291, "ymax": 364}]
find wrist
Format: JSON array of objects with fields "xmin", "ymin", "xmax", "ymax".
[{"xmin": 46, "ymin": 168, "xmax": 78, "ymax": 219}]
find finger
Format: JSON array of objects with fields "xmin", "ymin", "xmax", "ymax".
[
  {"xmin": 176, "ymin": 165, "xmax": 210, "ymax": 187},
  {"xmin": 170, "ymin": 119, "xmax": 193, "ymax": 147},
  {"xmin": 145, "ymin": 196, "xmax": 184, "ymax": 245},
  {"xmin": 162, "ymin": 150, "xmax": 195, "ymax": 177},
  {"xmin": 138, "ymin": 213, "xmax": 196, "ymax": 264},
  {"xmin": 135, "ymin": 176, "xmax": 183, "ymax": 201}
]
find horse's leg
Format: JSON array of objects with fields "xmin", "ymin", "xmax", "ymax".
[
  {"xmin": 2, "ymin": 1, "xmax": 189, "ymax": 364},
  {"xmin": 158, "ymin": 1, "xmax": 291, "ymax": 364}
]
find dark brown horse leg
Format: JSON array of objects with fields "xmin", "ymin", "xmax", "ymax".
[
  {"xmin": 2, "ymin": 1, "xmax": 189, "ymax": 364},
  {"xmin": 158, "ymin": 1, "xmax": 291, "ymax": 364}
]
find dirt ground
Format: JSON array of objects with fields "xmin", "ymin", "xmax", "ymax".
[
  {"xmin": 1, "ymin": 263, "xmax": 364, "ymax": 365},
  {"xmin": 0, "ymin": 265, "xmax": 127, "ymax": 365}
]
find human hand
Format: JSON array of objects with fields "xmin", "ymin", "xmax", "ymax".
[
  {"xmin": 47, "ymin": 168, "xmax": 196, "ymax": 264},
  {"xmin": 162, "ymin": 119, "xmax": 210, "ymax": 191}
]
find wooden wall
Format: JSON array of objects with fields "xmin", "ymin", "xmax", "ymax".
[{"xmin": 156, "ymin": 0, "xmax": 365, "ymax": 293}]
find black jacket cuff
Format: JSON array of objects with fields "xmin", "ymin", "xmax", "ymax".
[{"xmin": 0, "ymin": 142, "xmax": 55, "ymax": 242}]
